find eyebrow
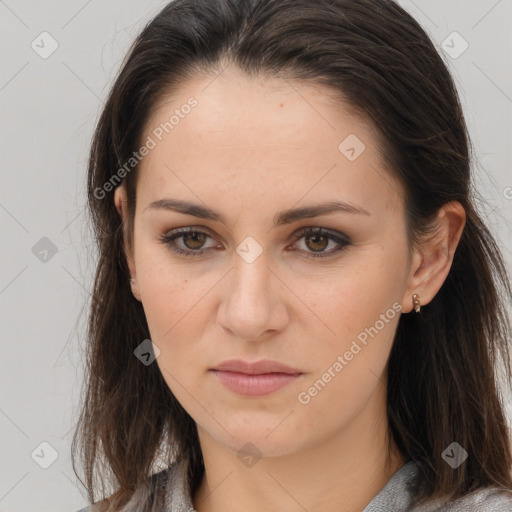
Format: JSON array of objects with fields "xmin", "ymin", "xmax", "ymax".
[{"xmin": 143, "ymin": 198, "xmax": 370, "ymax": 226}]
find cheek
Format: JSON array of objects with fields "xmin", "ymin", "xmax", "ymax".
[
  {"xmin": 295, "ymin": 297, "xmax": 399, "ymax": 433},
  {"xmin": 135, "ymin": 246, "xmax": 212, "ymax": 340},
  {"xmin": 134, "ymin": 248, "xmax": 215, "ymax": 383},
  {"xmin": 296, "ymin": 260, "xmax": 402, "ymax": 413},
  {"xmin": 300, "ymin": 259, "xmax": 402, "ymax": 344}
]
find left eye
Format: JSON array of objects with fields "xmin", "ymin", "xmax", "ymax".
[
  {"xmin": 290, "ymin": 227, "xmax": 351, "ymax": 258},
  {"xmin": 158, "ymin": 227, "xmax": 351, "ymax": 259}
]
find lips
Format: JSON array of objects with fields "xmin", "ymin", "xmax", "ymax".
[
  {"xmin": 211, "ymin": 358, "xmax": 302, "ymax": 375},
  {"xmin": 209, "ymin": 359, "xmax": 304, "ymax": 396}
]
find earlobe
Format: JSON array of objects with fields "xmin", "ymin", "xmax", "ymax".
[
  {"xmin": 401, "ymin": 249, "xmax": 424, "ymax": 313},
  {"xmin": 401, "ymin": 201, "xmax": 466, "ymax": 313}
]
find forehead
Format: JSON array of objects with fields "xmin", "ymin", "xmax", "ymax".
[{"xmin": 135, "ymin": 67, "xmax": 403, "ymax": 218}]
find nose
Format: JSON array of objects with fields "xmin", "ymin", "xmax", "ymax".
[{"xmin": 217, "ymin": 252, "xmax": 289, "ymax": 341}]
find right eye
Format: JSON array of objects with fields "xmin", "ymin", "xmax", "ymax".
[{"xmin": 158, "ymin": 227, "xmax": 221, "ymax": 257}]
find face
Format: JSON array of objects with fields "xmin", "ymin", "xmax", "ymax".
[{"xmin": 115, "ymin": 66, "xmax": 415, "ymax": 458}]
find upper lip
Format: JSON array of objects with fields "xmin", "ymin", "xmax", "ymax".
[{"xmin": 211, "ymin": 359, "xmax": 302, "ymax": 375}]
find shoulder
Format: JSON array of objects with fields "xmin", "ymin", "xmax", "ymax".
[
  {"xmin": 404, "ymin": 481, "xmax": 512, "ymax": 511},
  {"xmin": 366, "ymin": 461, "xmax": 512, "ymax": 512},
  {"xmin": 422, "ymin": 487, "xmax": 512, "ymax": 511}
]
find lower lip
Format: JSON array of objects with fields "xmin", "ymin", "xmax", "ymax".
[{"xmin": 210, "ymin": 370, "xmax": 302, "ymax": 396}]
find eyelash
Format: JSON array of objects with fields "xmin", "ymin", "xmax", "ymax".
[{"xmin": 157, "ymin": 227, "xmax": 351, "ymax": 259}]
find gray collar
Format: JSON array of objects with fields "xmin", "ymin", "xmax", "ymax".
[{"xmin": 362, "ymin": 461, "xmax": 419, "ymax": 511}]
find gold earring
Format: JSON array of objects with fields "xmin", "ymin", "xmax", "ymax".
[{"xmin": 412, "ymin": 293, "xmax": 421, "ymax": 313}]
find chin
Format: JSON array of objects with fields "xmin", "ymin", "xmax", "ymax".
[{"xmin": 199, "ymin": 418, "xmax": 307, "ymax": 458}]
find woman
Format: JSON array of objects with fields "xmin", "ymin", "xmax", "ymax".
[{"xmin": 73, "ymin": 0, "xmax": 512, "ymax": 510}]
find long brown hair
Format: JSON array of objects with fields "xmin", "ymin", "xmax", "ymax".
[{"xmin": 72, "ymin": 0, "xmax": 512, "ymax": 509}]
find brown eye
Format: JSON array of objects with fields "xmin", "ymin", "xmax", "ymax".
[
  {"xmin": 304, "ymin": 232, "xmax": 329, "ymax": 252},
  {"xmin": 159, "ymin": 226, "xmax": 350, "ymax": 259},
  {"xmin": 291, "ymin": 227, "xmax": 351, "ymax": 259},
  {"xmin": 158, "ymin": 228, "xmax": 219, "ymax": 257},
  {"xmin": 182, "ymin": 231, "xmax": 208, "ymax": 250}
]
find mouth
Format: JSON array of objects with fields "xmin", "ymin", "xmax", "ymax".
[{"xmin": 209, "ymin": 359, "xmax": 303, "ymax": 396}]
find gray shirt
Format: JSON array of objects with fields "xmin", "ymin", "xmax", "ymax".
[{"xmin": 75, "ymin": 458, "xmax": 512, "ymax": 511}]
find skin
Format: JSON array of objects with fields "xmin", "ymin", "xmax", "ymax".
[{"xmin": 114, "ymin": 65, "xmax": 466, "ymax": 512}]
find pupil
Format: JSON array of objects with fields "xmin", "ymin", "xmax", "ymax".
[
  {"xmin": 184, "ymin": 232, "xmax": 206, "ymax": 249},
  {"xmin": 307, "ymin": 234, "xmax": 327, "ymax": 252}
]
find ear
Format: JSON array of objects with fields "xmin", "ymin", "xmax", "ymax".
[
  {"xmin": 401, "ymin": 200, "xmax": 466, "ymax": 313},
  {"xmin": 114, "ymin": 184, "xmax": 141, "ymax": 302}
]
